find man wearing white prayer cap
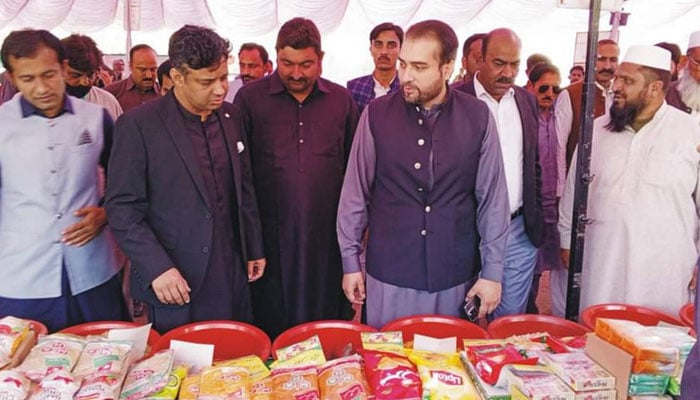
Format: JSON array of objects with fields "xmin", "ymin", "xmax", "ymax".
[
  {"xmin": 559, "ymin": 45, "xmax": 700, "ymax": 319},
  {"xmin": 666, "ymin": 30, "xmax": 700, "ymax": 118}
]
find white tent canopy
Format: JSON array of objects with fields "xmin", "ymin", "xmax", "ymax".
[{"xmin": 1, "ymin": 0, "xmax": 699, "ymax": 84}]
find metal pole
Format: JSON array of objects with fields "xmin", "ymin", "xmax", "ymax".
[
  {"xmin": 565, "ymin": 0, "xmax": 602, "ymax": 321},
  {"xmin": 125, "ymin": 0, "xmax": 133, "ymax": 62}
]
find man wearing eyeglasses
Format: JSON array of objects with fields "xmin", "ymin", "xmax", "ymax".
[
  {"xmin": 555, "ymin": 39, "xmax": 619, "ymax": 198},
  {"xmin": 667, "ymin": 31, "xmax": 700, "ymax": 122},
  {"xmin": 526, "ymin": 63, "xmax": 566, "ymax": 316}
]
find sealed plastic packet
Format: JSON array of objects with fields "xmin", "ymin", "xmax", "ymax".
[
  {"xmin": 215, "ymin": 355, "xmax": 270, "ymax": 382},
  {"xmin": 361, "ymin": 332, "xmax": 404, "ymax": 354},
  {"xmin": 15, "ymin": 334, "xmax": 86, "ymax": 381},
  {"xmin": 317, "ymin": 354, "xmax": 371, "ymax": 400},
  {"xmin": 30, "ymin": 370, "xmax": 82, "ymax": 400},
  {"xmin": 178, "ymin": 375, "xmax": 201, "ymax": 400},
  {"xmin": 250, "ymin": 376, "xmax": 273, "ymax": 400},
  {"xmin": 271, "ymin": 364, "xmax": 320, "ymax": 400},
  {"xmin": 361, "ymin": 349, "xmax": 422, "ymax": 400},
  {"xmin": 198, "ymin": 365, "xmax": 251, "ymax": 400},
  {"xmin": 119, "ymin": 349, "xmax": 174, "ymax": 400},
  {"xmin": 0, "ymin": 371, "xmax": 31, "ymax": 400},
  {"xmin": 74, "ymin": 374, "xmax": 126, "ymax": 400},
  {"xmin": 272, "ymin": 335, "xmax": 326, "ymax": 369},
  {"xmin": 0, "ymin": 316, "xmax": 30, "ymax": 369},
  {"xmin": 73, "ymin": 339, "xmax": 132, "ymax": 379},
  {"xmin": 142, "ymin": 363, "xmax": 189, "ymax": 400},
  {"xmin": 406, "ymin": 350, "xmax": 480, "ymax": 400}
]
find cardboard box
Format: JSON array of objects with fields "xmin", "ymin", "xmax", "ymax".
[{"xmin": 584, "ymin": 333, "xmax": 633, "ymax": 400}]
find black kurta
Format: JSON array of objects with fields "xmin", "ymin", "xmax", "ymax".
[{"xmin": 234, "ymin": 72, "xmax": 358, "ymax": 338}]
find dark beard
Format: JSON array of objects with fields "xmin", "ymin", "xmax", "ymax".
[{"xmin": 605, "ymin": 102, "xmax": 641, "ymax": 132}]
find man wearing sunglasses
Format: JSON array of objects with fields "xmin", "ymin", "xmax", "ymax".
[
  {"xmin": 667, "ymin": 30, "xmax": 700, "ymax": 121},
  {"xmin": 555, "ymin": 39, "xmax": 619, "ymax": 198},
  {"xmin": 526, "ymin": 63, "xmax": 565, "ymax": 316}
]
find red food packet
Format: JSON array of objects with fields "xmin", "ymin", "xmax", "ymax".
[
  {"xmin": 559, "ymin": 336, "xmax": 587, "ymax": 350},
  {"xmin": 464, "ymin": 344, "xmax": 537, "ymax": 386},
  {"xmin": 360, "ymin": 349, "xmax": 421, "ymax": 400}
]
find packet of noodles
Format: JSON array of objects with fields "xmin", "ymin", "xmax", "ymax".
[
  {"xmin": 0, "ymin": 316, "xmax": 30, "ymax": 368},
  {"xmin": 143, "ymin": 363, "xmax": 190, "ymax": 400},
  {"xmin": 250, "ymin": 376, "xmax": 273, "ymax": 400},
  {"xmin": 178, "ymin": 375, "xmax": 200, "ymax": 400},
  {"xmin": 406, "ymin": 350, "xmax": 480, "ymax": 400},
  {"xmin": 317, "ymin": 354, "xmax": 371, "ymax": 400},
  {"xmin": 74, "ymin": 374, "xmax": 126, "ymax": 400},
  {"xmin": 0, "ymin": 371, "xmax": 31, "ymax": 400},
  {"xmin": 361, "ymin": 349, "xmax": 421, "ymax": 400},
  {"xmin": 30, "ymin": 370, "xmax": 82, "ymax": 400},
  {"xmin": 119, "ymin": 349, "xmax": 174, "ymax": 400},
  {"xmin": 198, "ymin": 365, "xmax": 250, "ymax": 400},
  {"xmin": 361, "ymin": 331, "xmax": 405, "ymax": 354},
  {"xmin": 215, "ymin": 355, "xmax": 270, "ymax": 382},
  {"xmin": 16, "ymin": 334, "xmax": 86, "ymax": 381},
  {"xmin": 271, "ymin": 365, "xmax": 320, "ymax": 400},
  {"xmin": 73, "ymin": 339, "xmax": 132, "ymax": 379},
  {"xmin": 272, "ymin": 335, "xmax": 326, "ymax": 369}
]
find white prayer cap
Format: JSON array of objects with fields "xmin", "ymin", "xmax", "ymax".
[
  {"xmin": 689, "ymin": 30, "xmax": 700, "ymax": 50},
  {"xmin": 622, "ymin": 45, "xmax": 671, "ymax": 71}
]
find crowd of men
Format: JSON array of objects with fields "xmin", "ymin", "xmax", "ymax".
[{"xmin": 2, "ymin": 19, "xmax": 700, "ymax": 387}]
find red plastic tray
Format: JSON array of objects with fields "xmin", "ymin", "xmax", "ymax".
[
  {"xmin": 580, "ymin": 303, "xmax": 685, "ymax": 330},
  {"xmin": 27, "ymin": 320, "xmax": 49, "ymax": 336},
  {"xmin": 272, "ymin": 320, "xmax": 376, "ymax": 360},
  {"xmin": 59, "ymin": 321, "xmax": 161, "ymax": 350},
  {"xmin": 680, "ymin": 303, "xmax": 695, "ymax": 328},
  {"xmin": 381, "ymin": 314, "xmax": 489, "ymax": 344},
  {"xmin": 153, "ymin": 320, "xmax": 270, "ymax": 361},
  {"xmin": 487, "ymin": 314, "xmax": 590, "ymax": 339}
]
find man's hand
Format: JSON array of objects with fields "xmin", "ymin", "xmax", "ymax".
[
  {"xmin": 466, "ymin": 278, "xmax": 502, "ymax": 319},
  {"xmin": 247, "ymin": 258, "xmax": 266, "ymax": 282},
  {"xmin": 61, "ymin": 206, "xmax": 107, "ymax": 246},
  {"xmin": 560, "ymin": 249, "xmax": 571, "ymax": 270},
  {"xmin": 152, "ymin": 268, "xmax": 191, "ymax": 305},
  {"xmin": 342, "ymin": 272, "xmax": 365, "ymax": 305}
]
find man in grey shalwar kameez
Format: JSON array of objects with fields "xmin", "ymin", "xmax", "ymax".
[{"xmin": 337, "ymin": 20, "xmax": 510, "ymax": 328}]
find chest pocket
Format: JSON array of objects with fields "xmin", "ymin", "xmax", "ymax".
[
  {"xmin": 643, "ymin": 150, "xmax": 691, "ymax": 188},
  {"xmin": 309, "ymin": 119, "xmax": 344, "ymax": 158}
]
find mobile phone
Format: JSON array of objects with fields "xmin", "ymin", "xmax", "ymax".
[{"xmin": 463, "ymin": 296, "xmax": 481, "ymax": 322}]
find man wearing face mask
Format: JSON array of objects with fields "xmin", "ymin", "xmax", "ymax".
[{"xmin": 61, "ymin": 35, "xmax": 123, "ymax": 121}]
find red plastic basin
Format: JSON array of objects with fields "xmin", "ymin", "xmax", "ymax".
[
  {"xmin": 272, "ymin": 320, "xmax": 376, "ymax": 360},
  {"xmin": 60, "ymin": 320, "xmax": 161, "ymax": 353},
  {"xmin": 381, "ymin": 314, "xmax": 489, "ymax": 345},
  {"xmin": 487, "ymin": 314, "xmax": 590, "ymax": 339},
  {"xmin": 153, "ymin": 320, "xmax": 270, "ymax": 361},
  {"xmin": 680, "ymin": 303, "xmax": 695, "ymax": 328},
  {"xmin": 580, "ymin": 303, "xmax": 685, "ymax": 330},
  {"xmin": 28, "ymin": 320, "xmax": 49, "ymax": 336}
]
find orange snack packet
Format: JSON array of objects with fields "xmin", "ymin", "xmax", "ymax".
[
  {"xmin": 271, "ymin": 365, "xmax": 320, "ymax": 400},
  {"xmin": 317, "ymin": 355, "xmax": 371, "ymax": 400}
]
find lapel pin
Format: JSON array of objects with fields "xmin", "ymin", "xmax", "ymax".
[{"xmin": 224, "ymin": 113, "xmax": 230, "ymax": 118}]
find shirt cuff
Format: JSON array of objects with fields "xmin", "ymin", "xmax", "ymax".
[
  {"xmin": 342, "ymin": 255, "xmax": 362, "ymax": 274},
  {"xmin": 479, "ymin": 262, "xmax": 503, "ymax": 283}
]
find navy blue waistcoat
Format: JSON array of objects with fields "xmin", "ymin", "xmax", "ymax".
[{"xmin": 365, "ymin": 89, "xmax": 491, "ymax": 292}]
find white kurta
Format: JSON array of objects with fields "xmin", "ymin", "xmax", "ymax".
[{"xmin": 559, "ymin": 103, "xmax": 700, "ymax": 316}]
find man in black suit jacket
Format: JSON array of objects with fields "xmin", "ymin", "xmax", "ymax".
[
  {"xmin": 105, "ymin": 25, "xmax": 265, "ymax": 333},
  {"xmin": 454, "ymin": 28, "xmax": 543, "ymax": 319}
]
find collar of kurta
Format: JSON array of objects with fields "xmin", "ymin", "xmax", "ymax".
[
  {"xmin": 126, "ymin": 76, "xmax": 159, "ymax": 94},
  {"xmin": 20, "ymin": 94, "xmax": 74, "ymax": 118},
  {"xmin": 268, "ymin": 70, "xmax": 331, "ymax": 97}
]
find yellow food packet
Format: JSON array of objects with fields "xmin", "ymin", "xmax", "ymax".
[
  {"xmin": 215, "ymin": 355, "xmax": 270, "ymax": 383},
  {"xmin": 198, "ymin": 366, "xmax": 250, "ymax": 400},
  {"xmin": 361, "ymin": 332, "xmax": 405, "ymax": 354},
  {"xmin": 143, "ymin": 363, "xmax": 189, "ymax": 400},
  {"xmin": 177, "ymin": 375, "xmax": 200, "ymax": 400},
  {"xmin": 272, "ymin": 335, "xmax": 326, "ymax": 369},
  {"xmin": 250, "ymin": 376, "xmax": 273, "ymax": 400},
  {"xmin": 407, "ymin": 349, "xmax": 480, "ymax": 400}
]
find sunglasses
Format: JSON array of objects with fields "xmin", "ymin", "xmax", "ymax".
[{"xmin": 538, "ymin": 85, "xmax": 562, "ymax": 94}]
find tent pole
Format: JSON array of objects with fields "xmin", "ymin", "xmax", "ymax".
[
  {"xmin": 125, "ymin": 0, "xmax": 133, "ymax": 62},
  {"xmin": 565, "ymin": 0, "xmax": 602, "ymax": 322}
]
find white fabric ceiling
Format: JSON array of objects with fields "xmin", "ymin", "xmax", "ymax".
[{"xmin": 1, "ymin": 0, "xmax": 699, "ymax": 85}]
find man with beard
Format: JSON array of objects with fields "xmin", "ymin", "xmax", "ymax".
[
  {"xmin": 347, "ymin": 22, "xmax": 403, "ymax": 111},
  {"xmin": 224, "ymin": 43, "xmax": 272, "ymax": 103},
  {"xmin": 452, "ymin": 33, "xmax": 486, "ymax": 86},
  {"xmin": 525, "ymin": 63, "xmax": 565, "ymax": 316},
  {"xmin": 667, "ymin": 31, "xmax": 700, "ymax": 122},
  {"xmin": 555, "ymin": 39, "xmax": 619, "ymax": 196},
  {"xmin": 106, "ymin": 25, "xmax": 266, "ymax": 333},
  {"xmin": 559, "ymin": 45, "xmax": 700, "ymax": 316},
  {"xmin": 338, "ymin": 20, "xmax": 509, "ymax": 327},
  {"xmin": 234, "ymin": 18, "xmax": 358, "ymax": 338},
  {"xmin": 455, "ymin": 28, "xmax": 543, "ymax": 319},
  {"xmin": 105, "ymin": 44, "xmax": 159, "ymax": 112},
  {"xmin": 61, "ymin": 34, "xmax": 123, "ymax": 120}
]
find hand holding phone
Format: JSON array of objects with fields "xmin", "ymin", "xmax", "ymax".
[{"xmin": 463, "ymin": 295, "xmax": 481, "ymax": 322}]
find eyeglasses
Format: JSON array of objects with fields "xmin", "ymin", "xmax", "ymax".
[
  {"xmin": 688, "ymin": 57, "xmax": 700, "ymax": 70},
  {"xmin": 537, "ymin": 85, "xmax": 561, "ymax": 94}
]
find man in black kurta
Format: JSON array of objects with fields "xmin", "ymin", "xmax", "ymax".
[{"xmin": 234, "ymin": 18, "xmax": 358, "ymax": 338}]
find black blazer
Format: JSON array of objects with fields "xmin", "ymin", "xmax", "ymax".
[
  {"xmin": 105, "ymin": 92, "xmax": 264, "ymax": 306},
  {"xmin": 455, "ymin": 80, "xmax": 544, "ymax": 247}
]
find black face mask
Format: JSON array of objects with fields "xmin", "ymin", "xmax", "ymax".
[{"xmin": 66, "ymin": 84, "xmax": 91, "ymax": 98}]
